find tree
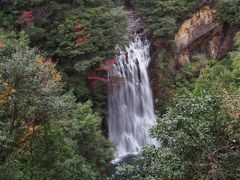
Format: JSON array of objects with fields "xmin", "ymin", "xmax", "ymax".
[
  {"xmin": 117, "ymin": 91, "xmax": 240, "ymax": 179},
  {"xmin": 66, "ymin": 100, "xmax": 114, "ymax": 177},
  {"xmin": 0, "ymin": 33, "xmax": 111, "ymax": 179},
  {"xmin": 217, "ymin": 0, "xmax": 240, "ymax": 26},
  {"xmin": 0, "ymin": 32, "xmax": 65, "ymax": 136},
  {"xmin": 131, "ymin": 0, "xmax": 202, "ymax": 38}
]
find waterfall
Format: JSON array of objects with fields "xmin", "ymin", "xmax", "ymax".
[{"xmin": 107, "ymin": 35, "xmax": 159, "ymax": 159}]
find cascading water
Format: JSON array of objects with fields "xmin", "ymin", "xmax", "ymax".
[{"xmin": 107, "ymin": 35, "xmax": 159, "ymax": 160}]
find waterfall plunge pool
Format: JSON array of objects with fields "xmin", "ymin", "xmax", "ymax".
[{"xmin": 107, "ymin": 152, "xmax": 139, "ymax": 179}]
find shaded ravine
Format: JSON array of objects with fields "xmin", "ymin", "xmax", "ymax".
[{"xmin": 107, "ymin": 35, "xmax": 159, "ymax": 162}]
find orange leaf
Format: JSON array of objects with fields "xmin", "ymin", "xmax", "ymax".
[{"xmin": 0, "ymin": 40, "xmax": 5, "ymax": 48}]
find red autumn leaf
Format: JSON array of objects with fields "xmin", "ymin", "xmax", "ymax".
[
  {"xmin": 75, "ymin": 35, "xmax": 91, "ymax": 45},
  {"xmin": 18, "ymin": 11, "xmax": 34, "ymax": 25},
  {"xmin": 99, "ymin": 74, "xmax": 107, "ymax": 78},
  {"xmin": 86, "ymin": 34, "xmax": 91, "ymax": 38},
  {"xmin": 73, "ymin": 23, "xmax": 91, "ymax": 45},
  {"xmin": 75, "ymin": 38, "xmax": 85, "ymax": 45},
  {"xmin": 96, "ymin": 66, "xmax": 114, "ymax": 71},
  {"xmin": 103, "ymin": 58, "xmax": 117, "ymax": 66},
  {"xmin": 74, "ymin": 23, "xmax": 84, "ymax": 31},
  {"xmin": 74, "ymin": 23, "xmax": 85, "ymax": 35},
  {"xmin": 87, "ymin": 76, "xmax": 108, "ymax": 83}
]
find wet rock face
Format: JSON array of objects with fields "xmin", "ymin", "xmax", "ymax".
[
  {"xmin": 149, "ymin": 37, "xmax": 166, "ymax": 60},
  {"xmin": 128, "ymin": 14, "xmax": 143, "ymax": 35},
  {"xmin": 174, "ymin": 5, "xmax": 234, "ymax": 67}
]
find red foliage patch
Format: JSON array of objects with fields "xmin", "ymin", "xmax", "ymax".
[
  {"xmin": 86, "ymin": 76, "xmax": 108, "ymax": 84},
  {"xmin": 75, "ymin": 34, "xmax": 91, "ymax": 45},
  {"xmin": 74, "ymin": 23, "xmax": 84, "ymax": 32},
  {"xmin": 74, "ymin": 23, "xmax": 91, "ymax": 45},
  {"xmin": 18, "ymin": 11, "xmax": 34, "ymax": 26},
  {"xmin": 99, "ymin": 74, "xmax": 107, "ymax": 78},
  {"xmin": 103, "ymin": 58, "xmax": 117, "ymax": 66},
  {"xmin": 74, "ymin": 23, "xmax": 85, "ymax": 35},
  {"xmin": 96, "ymin": 66, "xmax": 114, "ymax": 71},
  {"xmin": 86, "ymin": 58, "xmax": 125, "ymax": 95},
  {"xmin": 96, "ymin": 58, "xmax": 117, "ymax": 71}
]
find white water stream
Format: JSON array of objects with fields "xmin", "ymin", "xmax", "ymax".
[{"xmin": 107, "ymin": 36, "xmax": 159, "ymax": 160}]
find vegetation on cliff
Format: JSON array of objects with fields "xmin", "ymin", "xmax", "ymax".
[{"xmin": 131, "ymin": 0, "xmax": 203, "ymax": 38}]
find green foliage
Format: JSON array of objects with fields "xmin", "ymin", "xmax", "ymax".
[
  {"xmin": 74, "ymin": 57, "xmax": 102, "ymax": 72},
  {"xmin": 150, "ymin": 49, "xmax": 175, "ymax": 114},
  {"xmin": 25, "ymin": 26, "xmax": 46, "ymax": 45},
  {"xmin": 0, "ymin": 32, "xmax": 66, "ymax": 130},
  {"xmin": 217, "ymin": 0, "xmax": 240, "ymax": 26},
  {"xmin": 0, "ymin": 0, "xmax": 128, "ymax": 113},
  {"xmin": 193, "ymin": 33, "xmax": 240, "ymax": 94},
  {"xmin": 66, "ymin": 100, "xmax": 113, "ymax": 172},
  {"xmin": 0, "ymin": 123, "xmax": 97, "ymax": 180},
  {"xmin": 117, "ymin": 92, "xmax": 240, "ymax": 179},
  {"xmin": 46, "ymin": 5, "xmax": 127, "ymax": 61},
  {"xmin": 131, "ymin": 0, "xmax": 202, "ymax": 38},
  {"xmin": 0, "ymin": 34, "xmax": 112, "ymax": 179},
  {"xmin": 152, "ymin": 17, "xmax": 177, "ymax": 37},
  {"xmin": 175, "ymin": 54, "xmax": 209, "ymax": 90},
  {"xmin": 0, "ymin": 0, "xmax": 128, "ymax": 62}
]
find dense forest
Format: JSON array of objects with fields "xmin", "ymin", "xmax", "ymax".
[{"xmin": 0, "ymin": 0, "xmax": 239, "ymax": 179}]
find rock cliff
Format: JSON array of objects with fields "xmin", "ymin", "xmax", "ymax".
[
  {"xmin": 149, "ymin": 4, "xmax": 235, "ymax": 113},
  {"xmin": 174, "ymin": 5, "xmax": 234, "ymax": 68}
]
